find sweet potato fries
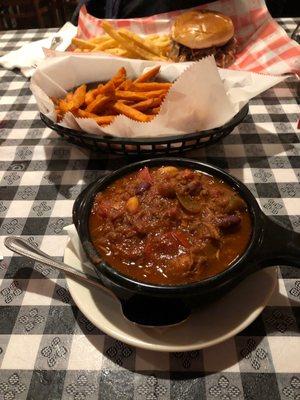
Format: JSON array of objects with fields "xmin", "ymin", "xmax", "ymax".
[{"xmin": 53, "ymin": 66, "xmax": 171, "ymax": 126}]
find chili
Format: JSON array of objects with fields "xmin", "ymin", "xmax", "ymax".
[{"xmin": 89, "ymin": 166, "xmax": 252, "ymax": 285}]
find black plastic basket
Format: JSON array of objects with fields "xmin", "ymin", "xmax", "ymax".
[{"xmin": 40, "ymin": 103, "xmax": 248, "ymax": 156}]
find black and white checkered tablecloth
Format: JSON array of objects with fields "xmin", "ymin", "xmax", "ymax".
[{"xmin": 0, "ymin": 19, "xmax": 299, "ymax": 400}]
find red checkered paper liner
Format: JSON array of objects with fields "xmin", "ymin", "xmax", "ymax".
[{"xmin": 77, "ymin": 0, "xmax": 300, "ymax": 75}]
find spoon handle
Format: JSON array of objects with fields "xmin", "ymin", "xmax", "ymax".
[
  {"xmin": 5, "ymin": 236, "xmax": 191, "ymax": 327},
  {"xmin": 4, "ymin": 236, "xmax": 105, "ymax": 291}
]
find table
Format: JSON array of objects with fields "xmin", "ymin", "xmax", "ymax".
[{"xmin": 0, "ymin": 19, "xmax": 299, "ymax": 400}]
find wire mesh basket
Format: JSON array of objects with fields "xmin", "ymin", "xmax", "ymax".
[{"xmin": 41, "ymin": 103, "xmax": 248, "ymax": 156}]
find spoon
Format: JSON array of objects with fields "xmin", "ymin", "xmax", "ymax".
[{"xmin": 4, "ymin": 236, "xmax": 191, "ymax": 327}]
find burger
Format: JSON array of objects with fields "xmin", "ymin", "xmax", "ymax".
[{"xmin": 170, "ymin": 10, "xmax": 238, "ymax": 68}]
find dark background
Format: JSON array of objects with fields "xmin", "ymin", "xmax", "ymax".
[
  {"xmin": 0, "ymin": 0, "xmax": 299, "ymax": 31},
  {"xmin": 84, "ymin": 0, "xmax": 299, "ymax": 20}
]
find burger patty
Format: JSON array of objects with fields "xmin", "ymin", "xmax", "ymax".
[{"xmin": 170, "ymin": 37, "xmax": 238, "ymax": 68}]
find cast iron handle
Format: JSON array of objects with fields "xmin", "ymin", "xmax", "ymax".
[{"xmin": 256, "ymin": 216, "xmax": 300, "ymax": 268}]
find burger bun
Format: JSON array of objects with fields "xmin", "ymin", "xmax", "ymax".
[{"xmin": 171, "ymin": 10, "xmax": 234, "ymax": 49}]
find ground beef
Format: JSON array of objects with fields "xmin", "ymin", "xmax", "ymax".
[
  {"xmin": 170, "ymin": 37, "xmax": 238, "ymax": 68},
  {"xmin": 89, "ymin": 165, "xmax": 252, "ymax": 285}
]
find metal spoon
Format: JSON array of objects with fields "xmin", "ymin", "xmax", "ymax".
[{"xmin": 4, "ymin": 236, "xmax": 191, "ymax": 327}]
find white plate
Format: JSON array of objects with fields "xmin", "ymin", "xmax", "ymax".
[{"xmin": 64, "ymin": 241, "xmax": 277, "ymax": 352}]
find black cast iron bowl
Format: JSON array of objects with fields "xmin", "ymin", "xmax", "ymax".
[{"xmin": 73, "ymin": 158, "xmax": 300, "ymax": 322}]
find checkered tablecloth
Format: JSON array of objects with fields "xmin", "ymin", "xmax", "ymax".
[{"xmin": 0, "ymin": 19, "xmax": 299, "ymax": 400}]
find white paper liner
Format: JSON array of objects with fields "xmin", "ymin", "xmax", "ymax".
[{"xmin": 30, "ymin": 54, "xmax": 286, "ymax": 138}]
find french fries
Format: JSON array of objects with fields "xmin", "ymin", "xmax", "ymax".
[
  {"xmin": 115, "ymin": 91, "xmax": 148, "ymax": 102},
  {"xmin": 113, "ymin": 102, "xmax": 152, "ymax": 122},
  {"xmin": 69, "ymin": 84, "xmax": 87, "ymax": 110},
  {"xmin": 70, "ymin": 24, "xmax": 171, "ymax": 61},
  {"xmin": 84, "ymin": 88, "xmax": 98, "ymax": 105},
  {"xmin": 135, "ymin": 89, "xmax": 167, "ymax": 99},
  {"xmin": 132, "ymin": 82, "xmax": 172, "ymax": 91},
  {"xmin": 132, "ymin": 97, "xmax": 162, "ymax": 111},
  {"xmin": 86, "ymin": 95, "xmax": 112, "ymax": 114},
  {"xmin": 71, "ymin": 38, "xmax": 96, "ymax": 50},
  {"xmin": 54, "ymin": 66, "xmax": 171, "ymax": 126},
  {"xmin": 102, "ymin": 21, "xmax": 165, "ymax": 62},
  {"xmin": 134, "ymin": 65, "xmax": 160, "ymax": 83},
  {"xmin": 76, "ymin": 109, "xmax": 115, "ymax": 125},
  {"xmin": 57, "ymin": 84, "xmax": 86, "ymax": 113}
]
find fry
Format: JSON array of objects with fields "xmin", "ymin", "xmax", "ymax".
[
  {"xmin": 104, "ymin": 47, "xmax": 136, "ymax": 58},
  {"xmin": 118, "ymin": 30, "xmax": 166, "ymax": 61},
  {"xmin": 113, "ymin": 101, "xmax": 152, "ymax": 122},
  {"xmin": 152, "ymin": 107, "xmax": 161, "ymax": 114},
  {"xmin": 117, "ymin": 79, "xmax": 133, "ymax": 90},
  {"xmin": 69, "ymin": 84, "xmax": 87, "ymax": 110},
  {"xmin": 86, "ymin": 95, "xmax": 113, "ymax": 114},
  {"xmin": 95, "ymin": 80, "xmax": 115, "ymax": 97},
  {"xmin": 89, "ymin": 35, "xmax": 111, "ymax": 44},
  {"xmin": 132, "ymin": 97, "xmax": 162, "ymax": 111},
  {"xmin": 146, "ymin": 36, "xmax": 171, "ymax": 57},
  {"xmin": 97, "ymin": 38, "xmax": 118, "ymax": 50},
  {"xmin": 77, "ymin": 109, "xmax": 115, "ymax": 125},
  {"xmin": 104, "ymin": 47, "xmax": 126, "ymax": 56},
  {"xmin": 58, "ymin": 99, "xmax": 70, "ymax": 114},
  {"xmin": 147, "ymin": 34, "xmax": 159, "ymax": 40},
  {"xmin": 134, "ymin": 66, "xmax": 160, "ymax": 83},
  {"xmin": 93, "ymin": 84, "xmax": 103, "ymax": 96},
  {"xmin": 135, "ymin": 89, "xmax": 167, "ymax": 99},
  {"xmin": 131, "ymin": 82, "xmax": 172, "ymax": 91},
  {"xmin": 88, "ymin": 68, "xmax": 125, "ymax": 101},
  {"xmin": 55, "ymin": 107, "xmax": 64, "ymax": 121},
  {"xmin": 102, "ymin": 21, "xmax": 164, "ymax": 61},
  {"xmin": 71, "ymin": 37, "xmax": 95, "ymax": 50},
  {"xmin": 115, "ymin": 67, "xmax": 126, "ymax": 80},
  {"xmin": 70, "ymin": 30, "xmax": 171, "ymax": 61},
  {"xmin": 65, "ymin": 92, "xmax": 73, "ymax": 102},
  {"xmin": 58, "ymin": 85, "xmax": 86, "ymax": 113},
  {"xmin": 118, "ymin": 28, "xmax": 165, "ymax": 58},
  {"xmin": 101, "ymin": 21, "xmax": 139, "ymax": 56},
  {"xmin": 85, "ymin": 88, "xmax": 98, "ymax": 105},
  {"xmin": 54, "ymin": 66, "xmax": 171, "ymax": 127},
  {"xmin": 97, "ymin": 67, "xmax": 126, "ymax": 95},
  {"xmin": 115, "ymin": 90, "xmax": 148, "ymax": 102},
  {"xmin": 117, "ymin": 100, "xmax": 135, "ymax": 106},
  {"xmin": 120, "ymin": 50, "xmax": 138, "ymax": 59},
  {"xmin": 155, "ymin": 39, "xmax": 171, "ymax": 47}
]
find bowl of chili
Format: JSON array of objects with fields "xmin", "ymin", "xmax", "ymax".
[{"xmin": 73, "ymin": 158, "xmax": 300, "ymax": 323}]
